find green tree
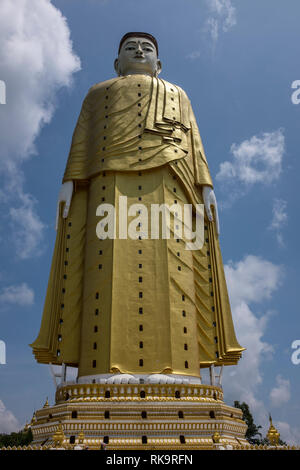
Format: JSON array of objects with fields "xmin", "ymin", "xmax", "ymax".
[
  {"xmin": 234, "ymin": 401, "xmax": 263, "ymax": 445},
  {"xmin": 234, "ymin": 401, "xmax": 287, "ymax": 446},
  {"xmin": 0, "ymin": 428, "xmax": 33, "ymax": 448}
]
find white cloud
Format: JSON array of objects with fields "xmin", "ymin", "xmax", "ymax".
[
  {"xmin": 270, "ymin": 375, "xmax": 291, "ymax": 407},
  {"xmin": 216, "ymin": 129, "xmax": 285, "ymax": 186},
  {"xmin": 222, "ymin": 255, "xmax": 282, "ymax": 430},
  {"xmin": 186, "ymin": 51, "xmax": 201, "ymax": 60},
  {"xmin": 269, "ymin": 199, "xmax": 288, "ymax": 247},
  {"xmin": 205, "ymin": 0, "xmax": 237, "ymax": 45},
  {"xmin": 9, "ymin": 192, "xmax": 46, "ymax": 259},
  {"xmin": 0, "ymin": 0, "xmax": 80, "ymax": 258},
  {"xmin": 274, "ymin": 421, "xmax": 300, "ymax": 446},
  {"xmin": 0, "ymin": 400, "xmax": 20, "ymax": 433},
  {"xmin": 225, "ymin": 255, "xmax": 282, "ymax": 307},
  {"xmin": 0, "ymin": 283, "xmax": 34, "ymax": 306}
]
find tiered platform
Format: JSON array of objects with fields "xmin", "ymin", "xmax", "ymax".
[{"xmin": 30, "ymin": 383, "xmax": 248, "ymax": 449}]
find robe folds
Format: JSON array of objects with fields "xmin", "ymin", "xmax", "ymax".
[{"xmin": 31, "ymin": 74, "xmax": 244, "ymax": 378}]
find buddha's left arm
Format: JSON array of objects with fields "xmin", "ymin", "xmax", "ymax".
[{"xmin": 188, "ymin": 100, "xmax": 220, "ymax": 235}]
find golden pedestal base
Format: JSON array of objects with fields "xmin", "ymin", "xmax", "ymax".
[{"xmin": 30, "ymin": 383, "xmax": 248, "ymax": 450}]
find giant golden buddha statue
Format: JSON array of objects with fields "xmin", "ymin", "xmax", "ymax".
[{"xmin": 31, "ymin": 32, "xmax": 244, "ymax": 385}]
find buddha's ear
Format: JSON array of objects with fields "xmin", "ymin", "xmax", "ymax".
[
  {"xmin": 114, "ymin": 58, "xmax": 121, "ymax": 76},
  {"xmin": 155, "ymin": 59, "xmax": 162, "ymax": 77}
]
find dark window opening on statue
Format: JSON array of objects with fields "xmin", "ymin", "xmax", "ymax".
[
  {"xmin": 184, "ymin": 344, "xmax": 188, "ymax": 351},
  {"xmin": 139, "ymin": 341, "xmax": 143, "ymax": 348},
  {"xmin": 139, "ymin": 324, "xmax": 143, "ymax": 331},
  {"xmin": 140, "ymin": 390, "xmax": 146, "ymax": 398},
  {"xmin": 141, "ymin": 411, "xmax": 147, "ymax": 419},
  {"xmin": 139, "ymin": 292, "xmax": 143, "ymax": 298},
  {"xmin": 93, "ymin": 342, "xmax": 97, "ymax": 350},
  {"xmin": 139, "ymin": 307, "xmax": 143, "ymax": 314},
  {"xmin": 178, "ymin": 411, "xmax": 184, "ymax": 419},
  {"xmin": 209, "ymin": 411, "xmax": 216, "ymax": 419},
  {"xmin": 92, "ymin": 360, "xmax": 96, "ymax": 368},
  {"xmin": 185, "ymin": 361, "xmax": 188, "ymax": 368},
  {"xmin": 70, "ymin": 436, "xmax": 76, "ymax": 444},
  {"xmin": 95, "ymin": 292, "xmax": 99, "ymax": 299},
  {"xmin": 182, "ymin": 310, "xmax": 186, "ymax": 317},
  {"xmin": 105, "ymin": 391, "xmax": 110, "ymax": 398},
  {"xmin": 142, "ymin": 436, "xmax": 147, "ymax": 444},
  {"xmin": 71, "ymin": 411, "xmax": 77, "ymax": 419},
  {"xmin": 139, "ymin": 359, "xmax": 143, "ymax": 367},
  {"xmin": 104, "ymin": 411, "xmax": 110, "ymax": 419},
  {"xmin": 183, "ymin": 327, "xmax": 187, "ymax": 334},
  {"xmin": 95, "ymin": 309, "xmax": 99, "ymax": 316},
  {"xmin": 175, "ymin": 390, "xmax": 180, "ymax": 399},
  {"xmin": 94, "ymin": 326, "xmax": 98, "ymax": 332},
  {"xmin": 180, "ymin": 435, "xmax": 185, "ymax": 444},
  {"xmin": 103, "ymin": 436, "xmax": 109, "ymax": 444}
]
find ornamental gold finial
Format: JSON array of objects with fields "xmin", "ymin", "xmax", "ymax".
[
  {"xmin": 30, "ymin": 412, "xmax": 36, "ymax": 426},
  {"xmin": 212, "ymin": 431, "xmax": 221, "ymax": 443},
  {"xmin": 267, "ymin": 414, "xmax": 280, "ymax": 446},
  {"xmin": 52, "ymin": 422, "xmax": 66, "ymax": 448},
  {"xmin": 43, "ymin": 397, "xmax": 49, "ymax": 408},
  {"xmin": 23, "ymin": 422, "xmax": 29, "ymax": 432},
  {"xmin": 78, "ymin": 426, "xmax": 85, "ymax": 445}
]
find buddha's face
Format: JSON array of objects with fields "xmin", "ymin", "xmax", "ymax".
[{"xmin": 114, "ymin": 37, "xmax": 162, "ymax": 77}]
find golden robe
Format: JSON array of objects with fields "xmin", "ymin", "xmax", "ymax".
[{"xmin": 31, "ymin": 74, "xmax": 244, "ymax": 378}]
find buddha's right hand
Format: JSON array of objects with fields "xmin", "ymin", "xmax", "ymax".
[{"xmin": 55, "ymin": 181, "xmax": 74, "ymax": 231}]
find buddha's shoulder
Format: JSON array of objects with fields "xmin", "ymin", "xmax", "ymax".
[
  {"xmin": 160, "ymin": 78, "xmax": 190, "ymax": 101},
  {"xmin": 86, "ymin": 77, "xmax": 120, "ymax": 97}
]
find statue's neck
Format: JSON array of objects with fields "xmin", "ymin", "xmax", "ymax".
[{"xmin": 121, "ymin": 71, "xmax": 155, "ymax": 77}]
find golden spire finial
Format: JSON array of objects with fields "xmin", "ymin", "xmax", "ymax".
[
  {"xmin": 77, "ymin": 426, "xmax": 85, "ymax": 445},
  {"xmin": 30, "ymin": 412, "xmax": 36, "ymax": 426},
  {"xmin": 267, "ymin": 414, "xmax": 280, "ymax": 446},
  {"xmin": 212, "ymin": 431, "xmax": 221, "ymax": 443},
  {"xmin": 43, "ymin": 397, "xmax": 49, "ymax": 408},
  {"xmin": 52, "ymin": 422, "xmax": 66, "ymax": 448}
]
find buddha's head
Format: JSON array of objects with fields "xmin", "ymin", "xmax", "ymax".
[{"xmin": 114, "ymin": 32, "xmax": 162, "ymax": 77}]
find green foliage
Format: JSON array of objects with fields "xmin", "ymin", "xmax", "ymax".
[
  {"xmin": 0, "ymin": 428, "xmax": 33, "ymax": 448},
  {"xmin": 234, "ymin": 401, "xmax": 287, "ymax": 446},
  {"xmin": 234, "ymin": 401, "xmax": 263, "ymax": 445}
]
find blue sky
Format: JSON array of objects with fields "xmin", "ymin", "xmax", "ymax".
[{"xmin": 0, "ymin": 0, "xmax": 300, "ymax": 443}]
